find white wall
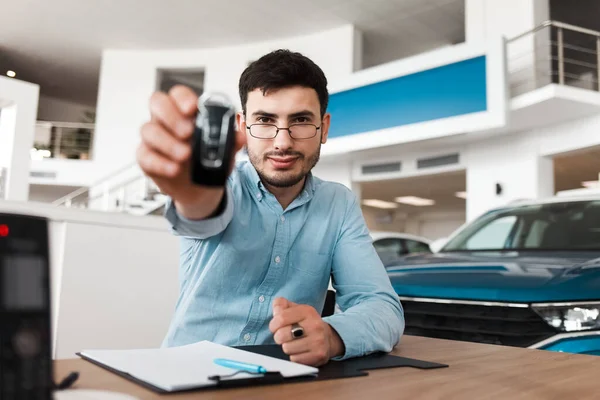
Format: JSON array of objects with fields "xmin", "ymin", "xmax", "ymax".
[
  {"xmin": 462, "ymin": 109, "xmax": 600, "ymax": 221},
  {"xmin": 0, "ymin": 76, "xmax": 39, "ymax": 200},
  {"xmin": 0, "ymin": 201, "xmax": 179, "ymax": 359},
  {"xmin": 464, "ymin": 132, "xmax": 554, "ymax": 221},
  {"xmin": 537, "ymin": 112, "xmax": 600, "ymax": 157},
  {"xmin": 466, "ymin": 0, "xmax": 548, "ymax": 44},
  {"xmin": 37, "ymin": 95, "xmax": 95, "ymax": 122},
  {"xmin": 0, "ymin": 107, "xmax": 16, "ymax": 170},
  {"xmin": 351, "ymin": 143, "xmax": 466, "ymax": 183},
  {"xmin": 55, "ymin": 219, "xmax": 177, "ymax": 358}
]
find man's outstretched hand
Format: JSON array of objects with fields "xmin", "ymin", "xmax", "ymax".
[{"xmin": 269, "ymin": 297, "xmax": 345, "ymax": 366}]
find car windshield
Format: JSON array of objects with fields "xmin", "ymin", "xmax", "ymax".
[{"xmin": 443, "ymin": 200, "xmax": 600, "ymax": 252}]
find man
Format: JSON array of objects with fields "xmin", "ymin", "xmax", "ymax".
[{"xmin": 137, "ymin": 49, "xmax": 404, "ymax": 366}]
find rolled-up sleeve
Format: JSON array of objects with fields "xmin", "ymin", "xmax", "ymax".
[
  {"xmin": 322, "ymin": 194, "xmax": 404, "ymax": 360},
  {"xmin": 164, "ymin": 184, "xmax": 234, "ymax": 239}
]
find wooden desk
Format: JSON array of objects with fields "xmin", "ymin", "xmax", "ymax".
[{"xmin": 55, "ymin": 335, "xmax": 600, "ymax": 399}]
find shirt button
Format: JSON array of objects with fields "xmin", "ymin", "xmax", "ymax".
[
  {"xmin": 280, "ymin": 216, "xmax": 285, "ymax": 222},
  {"xmin": 258, "ymin": 295, "xmax": 265, "ymax": 303},
  {"xmin": 275, "ymin": 256, "xmax": 281, "ymax": 264},
  {"xmin": 257, "ymin": 193, "xmax": 262, "ymax": 200},
  {"xmin": 243, "ymin": 333, "xmax": 251, "ymax": 342}
]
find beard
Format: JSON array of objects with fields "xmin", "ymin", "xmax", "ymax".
[{"xmin": 247, "ymin": 144, "xmax": 321, "ymax": 188}]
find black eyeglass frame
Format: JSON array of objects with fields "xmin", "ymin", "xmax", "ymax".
[{"xmin": 245, "ymin": 123, "xmax": 321, "ymax": 140}]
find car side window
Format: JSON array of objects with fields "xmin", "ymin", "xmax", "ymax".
[
  {"xmin": 405, "ymin": 239, "xmax": 431, "ymax": 254},
  {"xmin": 524, "ymin": 220, "xmax": 549, "ymax": 247},
  {"xmin": 373, "ymin": 238, "xmax": 404, "ymax": 255}
]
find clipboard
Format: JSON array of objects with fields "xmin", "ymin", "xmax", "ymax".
[
  {"xmin": 77, "ymin": 353, "xmax": 297, "ymax": 393},
  {"xmin": 77, "ymin": 341, "xmax": 319, "ymax": 394},
  {"xmin": 78, "ymin": 342, "xmax": 447, "ymax": 394}
]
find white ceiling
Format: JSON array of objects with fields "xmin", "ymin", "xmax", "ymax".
[{"xmin": 0, "ymin": 0, "xmax": 464, "ymax": 106}]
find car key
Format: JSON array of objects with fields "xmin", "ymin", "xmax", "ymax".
[{"xmin": 190, "ymin": 92, "xmax": 237, "ymax": 187}]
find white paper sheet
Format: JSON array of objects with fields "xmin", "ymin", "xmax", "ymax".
[{"xmin": 80, "ymin": 341, "xmax": 318, "ymax": 392}]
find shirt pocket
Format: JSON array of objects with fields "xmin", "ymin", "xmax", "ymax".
[
  {"xmin": 286, "ymin": 250, "xmax": 332, "ymax": 307},
  {"xmin": 288, "ymin": 249, "xmax": 332, "ymax": 277}
]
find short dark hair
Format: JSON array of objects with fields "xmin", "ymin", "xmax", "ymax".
[{"xmin": 238, "ymin": 49, "xmax": 329, "ymax": 117}]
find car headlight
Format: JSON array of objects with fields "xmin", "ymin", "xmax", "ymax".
[{"xmin": 533, "ymin": 304, "xmax": 600, "ymax": 332}]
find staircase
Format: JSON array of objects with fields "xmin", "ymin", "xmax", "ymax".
[{"xmin": 53, "ymin": 162, "xmax": 169, "ymax": 216}]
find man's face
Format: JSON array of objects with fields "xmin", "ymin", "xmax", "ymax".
[{"xmin": 238, "ymin": 86, "xmax": 330, "ymax": 188}]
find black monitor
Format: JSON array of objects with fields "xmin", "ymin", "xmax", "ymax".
[{"xmin": 0, "ymin": 212, "xmax": 53, "ymax": 399}]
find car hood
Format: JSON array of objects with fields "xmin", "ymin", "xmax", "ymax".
[{"xmin": 386, "ymin": 251, "xmax": 600, "ymax": 303}]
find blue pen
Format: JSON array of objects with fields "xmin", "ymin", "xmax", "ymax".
[{"xmin": 214, "ymin": 358, "xmax": 267, "ymax": 374}]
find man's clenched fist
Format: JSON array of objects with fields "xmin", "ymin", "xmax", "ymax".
[{"xmin": 269, "ymin": 297, "xmax": 344, "ymax": 366}]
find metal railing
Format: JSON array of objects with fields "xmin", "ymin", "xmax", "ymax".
[
  {"xmin": 52, "ymin": 161, "xmax": 165, "ymax": 214},
  {"xmin": 52, "ymin": 161, "xmax": 137, "ymax": 207},
  {"xmin": 32, "ymin": 121, "xmax": 95, "ymax": 160},
  {"xmin": 507, "ymin": 20, "xmax": 600, "ymax": 97}
]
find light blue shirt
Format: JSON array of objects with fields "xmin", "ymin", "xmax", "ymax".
[{"xmin": 162, "ymin": 161, "xmax": 404, "ymax": 359}]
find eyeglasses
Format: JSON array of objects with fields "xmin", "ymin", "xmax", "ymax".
[{"xmin": 246, "ymin": 123, "xmax": 321, "ymax": 140}]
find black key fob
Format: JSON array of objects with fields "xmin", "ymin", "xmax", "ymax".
[{"xmin": 190, "ymin": 93, "xmax": 237, "ymax": 187}]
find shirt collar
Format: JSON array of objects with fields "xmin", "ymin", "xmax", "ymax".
[
  {"xmin": 303, "ymin": 172, "xmax": 315, "ymax": 197},
  {"xmin": 243, "ymin": 161, "xmax": 263, "ymax": 190}
]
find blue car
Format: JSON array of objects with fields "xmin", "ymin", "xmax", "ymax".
[{"xmin": 385, "ymin": 195, "xmax": 600, "ymax": 356}]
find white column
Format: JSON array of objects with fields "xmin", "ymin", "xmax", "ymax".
[
  {"xmin": 312, "ymin": 160, "xmax": 360, "ymax": 199},
  {"xmin": 465, "ymin": 0, "xmax": 486, "ymax": 45},
  {"xmin": 352, "ymin": 27, "xmax": 363, "ymax": 72},
  {"xmin": 466, "ymin": 0, "xmax": 549, "ymax": 43},
  {"xmin": 466, "ymin": 0, "xmax": 550, "ymax": 95},
  {"xmin": 465, "ymin": 134, "xmax": 554, "ymax": 221},
  {"xmin": 0, "ymin": 76, "xmax": 40, "ymax": 201}
]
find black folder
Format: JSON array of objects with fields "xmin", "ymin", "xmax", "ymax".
[
  {"xmin": 237, "ymin": 345, "xmax": 448, "ymax": 383},
  {"xmin": 80, "ymin": 345, "xmax": 447, "ymax": 394}
]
